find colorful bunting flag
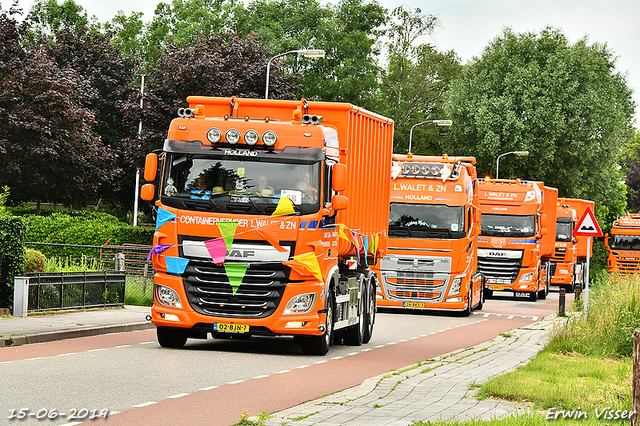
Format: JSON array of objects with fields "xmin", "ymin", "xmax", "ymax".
[
  {"xmin": 224, "ymin": 263, "xmax": 248, "ymax": 295},
  {"xmin": 147, "ymin": 244, "xmax": 173, "ymax": 262},
  {"xmin": 217, "ymin": 221, "xmax": 239, "ymax": 251},
  {"xmin": 156, "ymin": 208, "xmax": 177, "ymax": 232},
  {"xmin": 204, "ymin": 238, "xmax": 227, "ymax": 266},
  {"xmin": 272, "ymin": 196, "xmax": 296, "ymax": 216},
  {"xmin": 284, "ymin": 252, "xmax": 323, "ymax": 281},
  {"xmin": 165, "ymin": 256, "xmax": 189, "ymax": 275},
  {"xmin": 363, "ymin": 237, "xmax": 369, "ymax": 266},
  {"xmin": 256, "ymin": 223, "xmax": 287, "ymax": 252}
]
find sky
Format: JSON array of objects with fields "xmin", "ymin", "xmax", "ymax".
[{"xmin": 11, "ymin": 0, "xmax": 640, "ymax": 125}]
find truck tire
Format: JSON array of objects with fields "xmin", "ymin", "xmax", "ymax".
[
  {"xmin": 157, "ymin": 327, "xmax": 188, "ymax": 348},
  {"xmin": 362, "ymin": 273, "xmax": 377, "ymax": 344},
  {"xmin": 461, "ymin": 287, "xmax": 473, "ymax": 317},
  {"xmin": 475, "ymin": 276, "xmax": 485, "ymax": 310},
  {"xmin": 529, "ymin": 288, "xmax": 539, "ymax": 302},
  {"xmin": 301, "ymin": 289, "xmax": 335, "ymax": 355}
]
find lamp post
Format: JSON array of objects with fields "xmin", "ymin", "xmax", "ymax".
[
  {"xmin": 265, "ymin": 49, "xmax": 326, "ymax": 99},
  {"xmin": 495, "ymin": 150, "xmax": 529, "ymax": 179},
  {"xmin": 407, "ymin": 119, "xmax": 453, "ymax": 153}
]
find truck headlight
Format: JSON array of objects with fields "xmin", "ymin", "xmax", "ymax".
[
  {"xmin": 155, "ymin": 284, "xmax": 183, "ymax": 309},
  {"xmin": 520, "ymin": 272, "xmax": 534, "ymax": 282},
  {"xmin": 447, "ymin": 276, "xmax": 464, "ymax": 296},
  {"xmin": 283, "ymin": 293, "xmax": 316, "ymax": 315}
]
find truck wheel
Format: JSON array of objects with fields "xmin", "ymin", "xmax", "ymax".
[
  {"xmin": 538, "ymin": 282, "xmax": 548, "ymax": 300},
  {"xmin": 529, "ymin": 288, "xmax": 539, "ymax": 302},
  {"xmin": 461, "ymin": 287, "xmax": 473, "ymax": 317},
  {"xmin": 157, "ymin": 327, "xmax": 187, "ymax": 348},
  {"xmin": 301, "ymin": 289, "xmax": 335, "ymax": 355},
  {"xmin": 362, "ymin": 273, "xmax": 377, "ymax": 344},
  {"xmin": 476, "ymin": 279, "xmax": 484, "ymax": 311}
]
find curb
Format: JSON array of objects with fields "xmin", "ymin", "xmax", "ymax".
[{"xmin": 2, "ymin": 322, "xmax": 155, "ymax": 347}]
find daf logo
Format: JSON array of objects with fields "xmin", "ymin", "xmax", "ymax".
[
  {"xmin": 228, "ymin": 250, "xmax": 256, "ymax": 258},
  {"xmin": 224, "ymin": 149, "xmax": 258, "ymax": 157},
  {"xmin": 488, "ymin": 251, "xmax": 507, "ymax": 257}
]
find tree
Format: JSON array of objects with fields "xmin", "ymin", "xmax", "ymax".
[
  {"xmin": 623, "ymin": 130, "xmax": 640, "ymax": 211},
  {"xmin": 444, "ymin": 27, "xmax": 635, "ymax": 210},
  {"xmin": 375, "ymin": 7, "xmax": 461, "ymax": 154},
  {"xmin": 233, "ymin": 0, "xmax": 386, "ymax": 105},
  {"xmin": 0, "ymin": 13, "xmax": 117, "ymax": 212},
  {"xmin": 39, "ymin": 24, "xmax": 140, "ymax": 208},
  {"xmin": 119, "ymin": 31, "xmax": 296, "ymax": 167}
]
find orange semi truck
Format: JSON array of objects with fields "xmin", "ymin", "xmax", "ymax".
[
  {"xmin": 477, "ymin": 179, "xmax": 558, "ymax": 301},
  {"xmin": 373, "ymin": 154, "xmax": 483, "ymax": 315},
  {"xmin": 605, "ymin": 213, "xmax": 640, "ymax": 273},
  {"xmin": 550, "ymin": 198, "xmax": 595, "ymax": 291},
  {"xmin": 140, "ymin": 96, "xmax": 394, "ymax": 355}
]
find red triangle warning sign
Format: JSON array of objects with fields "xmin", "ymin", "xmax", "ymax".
[{"xmin": 573, "ymin": 205, "xmax": 603, "ymax": 237}]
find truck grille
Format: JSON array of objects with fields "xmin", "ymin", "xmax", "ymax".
[
  {"xmin": 551, "ymin": 248, "xmax": 567, "ymax": 262},
  {"xmin": 614, "ymin": 258, "xmax": 640, "ymax": 274},
  {"xmin": 182, "ymin": 259, "xmax": 290, "ymax": 318},
  {"xmin": 477, "ymin": 256, "xmax": 522, "ymax": 284}
]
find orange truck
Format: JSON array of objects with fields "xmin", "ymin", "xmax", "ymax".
[
  {"xmin": 140, "ymin": 96, "xmax": 394, "ymax": 355},
  {"xmin": 550, "ymin": 198, "xmax": 595, "ymax": 291},
  {"xmin": 477, "ymin": 179, "xmax": 558, "ymax": 301},
  {"xmin": 373, "ymin": 154, "xmax": 483, "ymax": 315},
  {"xmin": 605, "ymin": 213, "xmax": 640, "ymax": 274}
]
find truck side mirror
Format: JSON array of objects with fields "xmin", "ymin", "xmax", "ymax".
[
  {"xmin": 540, "ymin": 227, "xmax": 548, "ymax": 236},
  {"xmin": 540, "ymin": 213, "xmax": 547, "ymax": 229},
  {"xmin": 144, "ymin": 153, "xmax": 158, "ymax": 182},
  {"xmin": 140, "ymin": 183, "xmax": 155, "ymax": 201},
  {"xmin": 332, "ymin": 163, "xmax": 347, "ymax": 192},
  {"xmin": 332, "ymin": 194, "xmax": 348, "ymax": 211},
  {"xmin": 604, "ymin": 233, "xmax": 609, "ymax": 248}
]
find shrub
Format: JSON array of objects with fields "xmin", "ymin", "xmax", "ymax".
[
  {"xmin": 24, "ymin": 249, "xmax": 46, "ymax": 273},
  {"xmin": 0, "ymin": 215, "xmax": 26, "ymax": 307}
]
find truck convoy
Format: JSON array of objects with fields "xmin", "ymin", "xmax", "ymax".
[
  {"xmin": 373, "ymin": 154, "xmax": 483, "ymax": 315},
  {"xmin": 605, "ymin": 213, "xmax": 640, "ymax": 274},
  {"xmin": 550, "ymin": 198, "xmax": 595, "ymax": 291},
  {"xmin": 140, "ymin": 96, "xmax": 394, "ymax": 355},
  {"xmin": 477, "ymin": 179, "xmax": 557, "ymax": 301}
]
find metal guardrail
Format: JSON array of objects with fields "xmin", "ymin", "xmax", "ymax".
[{"xmin": 13, "ymin": 271, "xmax": 126, "ymax": 317}]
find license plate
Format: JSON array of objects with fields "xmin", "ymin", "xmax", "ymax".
[
  {"xmin": 515, "ymin": 292, "xmax": 530, "ymax": 298},
  {"xmin": 404, "ymin": 302, "xmax": 426, "ymax": 309},
  {"xmin": 213, "ymin": 323, "xmax": 249, "ymax": 333},
  {"xmin": 488, "ymin": 285, "xmax": 504, "ymax": 291}
]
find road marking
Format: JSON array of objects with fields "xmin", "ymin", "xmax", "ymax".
[
  {"xmin": 133, "ymin": 401, "xmax": 157, "ymax": 408},
  {"xmin": 473, "ymin": 312, "xmax": 540, "ymax": 320},
  {"xmin": 199, "ymin": 385, "xmax": 218, "ymax": 391},
  {"xmin": 168, "ymin": 393, "xmax": 189, "ymax": 399},
  {"xmin": 227, "ymin": 380, "xmax": 245, "ymax": 385}
]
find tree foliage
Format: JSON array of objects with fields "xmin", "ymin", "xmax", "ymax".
[
  {"xmin": 119, "ymin": 31, "xmax": 296, "ymax": 166},
  {"xmin": 375, "ymin": 7, "xmax": 461, "ymax": 154},
  {"xmin": 444, "ymin": 27, "xmax": 635, "ymax": 211}
]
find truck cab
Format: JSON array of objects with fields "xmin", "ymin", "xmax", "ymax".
[
  {"xmin": 605, "ymin": 213, "xmax": 640, "ymax": 274},
  {"xmin": 550, "ymin": 201, "xmax": 578, "ymax": 292},
  {"xmin": 373, "ymin": 154, "xmax": 483, "ymax": 315},
  {"xmin": 477, "ymin": 179, "xmax": 557, "ymax": 301}
]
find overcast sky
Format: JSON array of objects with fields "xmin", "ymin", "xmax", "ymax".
[{"xmin": 13, "ymin": 0, "xmax": 640, "ymax": 125}]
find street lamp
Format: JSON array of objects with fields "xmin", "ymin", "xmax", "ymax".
[
  {"xmin": 495, "ymin": 151, "xmax": 529, "ymax": 179},
  {"xmin": 407, "ymin": 119, "xmax": 453, "ymax": 153},
  {"xmin": 265, "ymin": 49, "xmax": 326, "ymax": 99}
]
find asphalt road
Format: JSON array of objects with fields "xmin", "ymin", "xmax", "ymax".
[{"xmin": 0, "ymin": 291, "xmax": 566, "ymax": 426}]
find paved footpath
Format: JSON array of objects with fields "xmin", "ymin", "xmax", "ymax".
[{"xmin": 258, "ymin": 316, "xmax": 557, "ymax": 426}]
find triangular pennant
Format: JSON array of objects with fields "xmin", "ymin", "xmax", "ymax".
[
  {"xmin": 224, "ymin": 263, "xmax": 248, "ymax": 295},
  {"xmin": 147, "ymin": 244, "xmax": 173, "ymax": 262},
  {"xmin": 204, "ymin": 238, "xmax": 227, "ymax": 266},
  {"xmin": 272, "ymin": 196, "xmax": 296, "ymax": 216},
  {"xmin": 363, "ymin": 236, "xmax": 369, "ymax": 266},
  {"xmin": 338, "ymin": 224, "xmax": 351, "ymax": 242},
  {"xmin": 164, "ymin": 256, "xmax": 189, "ymax": 275},
  {"xmin": 156, "ymin": 207, "xmax": 177, "ymax": 232},
  {"xmin": 283, "ymin": 252, "xmax": 322, "ymax": 281},
  {"xmin": 217, "ymin": 221, "xmax": 239, "ymax": 251},
  {"xmin": 256, "ymin": 223, "xmax": 287, "ymax": 252}
]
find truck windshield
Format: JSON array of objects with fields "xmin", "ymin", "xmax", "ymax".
[
  {"xmin": 481, "ymin": 214, "xmax": 535, "ymax": 237},
  {"xmin": 611, "ymin": 235, "xmax": 640, "ymax": 250},
  {"xmin": 161, "ymin": 153, "xmax": 321, "ymax": 215},
  {"xmin": 388, "ymin": 203, "xmax": 465, "ymax": 239},
  {"xmin": 556, "ymin": 221, "xmax": 572, "ymax": 242}
]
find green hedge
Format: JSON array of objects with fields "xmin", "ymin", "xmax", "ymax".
[
  {"xmin": 0, "ymin": 216, "xmax": 26, "ymax": 307},
  {"xmin": 22, "ymin": 212, "xmax": 153, "ymax": 257}
]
